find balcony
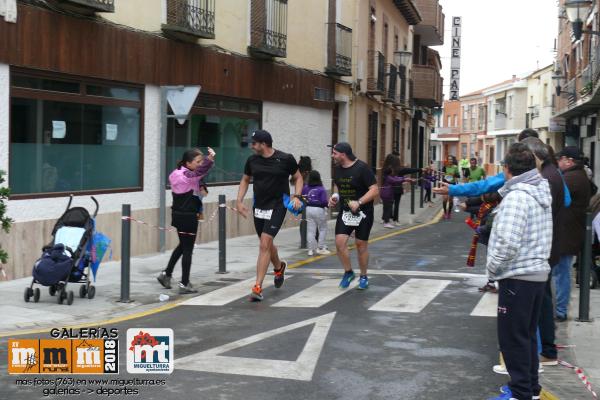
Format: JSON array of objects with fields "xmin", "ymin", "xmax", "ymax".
[
  {"xmin": 248, "ymin": 0, "xmax": 288, "ymax": 59},
  {"xmin": 162, "ymin": 0, "xmax": 216, "ymax": 40},
  {"xmin": 566, "ymin": 78, "xmax": 577, "ymax": 107},
  {"xmin": 412, "ymin": 64, "xmax": 443, "ymax": 108},
  {"xmin": 494, "ymin": 114, "xmax": 506, "ymax": 130},
  {"xmin": 412, "ymin": 0, "xmax": 444, "ymax": 46},
  {"xmin": 55, "ymin": 0, "xmax": 114, "ymax": 14},
  {"xmin": 325, "ymin": 23, "xmax": 352, "ymax": 77},
  {"xmin": 382, "ymin": 63, "xmax": 397, "ymax": 103},
  {"xmin": 367, "ymin": 50, "xmax": 385, "ymax": 95}
]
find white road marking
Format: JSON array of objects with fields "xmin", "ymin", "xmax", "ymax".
[
  {"xmin": 470, "ymin": 292, "xmax": 498, "ymax": 317},
  {"xmin": 271, "ymin": 279, "xmax": 358, "ymax": 308},
  {"xmin": 290, "ymin": 268, "xmax": 486, "ymax": 279},
  {"xmin": 176, "ymin": 312, "xmax": 336, "ymax": 381},
  {"xmin": 369, "ymin": 278, "xmax": 452, "ymax": 313},
  {"xmin": 180, "ymin": 278, "xmax": 276, "ymax": 306}
]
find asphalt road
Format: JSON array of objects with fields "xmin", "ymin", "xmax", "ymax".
[{"xmin": 0, "ymin": 215, "xmax": 508, "ymax": 400}]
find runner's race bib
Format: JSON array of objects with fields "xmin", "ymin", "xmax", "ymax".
[
  {"xmin": 254, "ymin": 208, "xmax": 273, "ymax": 220},
  {"xmin": 341, "ymin": 210, "xmax": 365, "ymax": 227}
]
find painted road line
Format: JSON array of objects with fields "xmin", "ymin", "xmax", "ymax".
[
  {"xmin": 180, "ymin": 278, "xmax": 276, "ymax": 306},
  {"xmin": 176, "ymin": 312, "xmax": 336, "ymax": 381},
  {"xmin": 470, "ymin": 292, "xmax": 498, "ymax": 317},
  {"xmin": 369, "ymin": 278, "xmax": 452, "ymax": 313},
  {"xmin": 289, "ymin": 268, "xmax": 486, "ymax": 280},
  {"xmin": 271, "ymin": 279, "xmax": 358, "ymax": 308}
]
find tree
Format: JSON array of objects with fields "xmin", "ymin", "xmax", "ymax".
[{"xmin": 0, "ymin": 170, "xmax": 12, "ymax": 264}]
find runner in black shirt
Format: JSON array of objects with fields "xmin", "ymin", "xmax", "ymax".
[
  {"xmin": 328, "ymin": 142, "xmax": 379, "ymax": 290},
  {"xmin": 236, "ymin": 130, "xmax": 303, "ymax": 301}
]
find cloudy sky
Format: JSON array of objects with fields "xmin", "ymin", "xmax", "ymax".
[{"xmin": 432, "ymin": 0, "xmax": 559, "ymax": 97}]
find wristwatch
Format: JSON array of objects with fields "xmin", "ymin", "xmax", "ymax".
[{"xmin": 357, "ymin": 199, "xmax": 363, "ymax": 206}]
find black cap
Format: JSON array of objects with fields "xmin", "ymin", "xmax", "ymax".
[
  {"xmin": 251, "ymin": 130, "xmax": 272, "ymax": 146},
  {"xmin": 557, "ymin": 146, "xmax": 584, "ymax": 161},
  {"xmin": 328, "ymin": 142, "xmax": 357, "ymax": 161}
]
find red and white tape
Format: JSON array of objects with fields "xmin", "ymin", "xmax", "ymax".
[{"xmin": 558, "ymin": 360, "xmax": 598, "ymax": 399}]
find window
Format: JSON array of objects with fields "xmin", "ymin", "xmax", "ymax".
[
  {"xmin": 461, "ymin": 143, "xmax": 467, "ymax": 159},
  {"xmin": 166, "ymin": 96, "xmax": 261, "ymax": 184},
  {"xmin": 453, "ymin": 115, "xmax": 457, "ymax": 127},
  {"xmin": 446, "ymin": 115, "xmax": 451, "ymax": 127},
  {"xmin": 9, "ymin": 70, "xmax": 143, "ymax": 197}
]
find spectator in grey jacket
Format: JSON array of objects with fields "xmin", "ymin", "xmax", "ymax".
[{"xmin": 487, "ymin": 143, "xmax": 552, "ymax": 400}]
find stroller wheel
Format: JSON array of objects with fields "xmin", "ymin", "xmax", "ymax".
[
  {"xmin": 57, "ymin": 289, "xmax": 65, "ymax": 305},
  {"xmin": 87, "ymin": 285, "xmax": 96, "ymax": 300},
  {"xmin": 67, "ymin": 291, "xmax": 74, "ymax": 306},
  {"xmin": 79, "ymin": 285, "xmax": 87, "ymax": 298},
  {"xmin": 49, "ymin": 286, "xmax": 56, "ymax": 297},
  {"xmin": 33, "ymin": 288, "xmax": 40, "ymax": 303},
  {"xmin": 24, "ymin": 287, "xmax": 33, "ymax": 302}
]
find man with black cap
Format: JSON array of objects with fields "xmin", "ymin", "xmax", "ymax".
[
  {"xmin": 553, "ymin": 146, "xmax": 591, "ymax": 321},
  {"xmin": 236, "ymin": 129, "xmax": 303, "ymax": 301},
  {"xmin": 328, "ymin": 142, "xmax": 379, "ymax": 290}
]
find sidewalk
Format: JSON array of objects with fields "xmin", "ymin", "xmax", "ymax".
[{"xmin": 0, "ymin": 192, "xmax": 442, "ymax": 336}]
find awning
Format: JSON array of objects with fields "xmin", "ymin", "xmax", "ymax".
[{"xmin": 486, "ymin": 129, "xmax": 520, "ymax": 137}]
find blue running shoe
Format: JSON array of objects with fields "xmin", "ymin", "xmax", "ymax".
[
  {"xmin": 357, "ymin": 275, "xmax": 369, "ymax": 290},
  {"xmin": 339, "ymin": 270, "xmax": 355, "ymax": 289},
  {"xmin": 488, "ymin": 386, "xmax": 515, "ymax": 400},
  {"xmin": 500, "ymin": 385, "xmax": 539, "ymax": 400}
]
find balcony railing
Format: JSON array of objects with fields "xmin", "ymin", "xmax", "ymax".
[
  {"xmin": 57, "ymin": 0, "xmax": 114, "ymax": 13},
  {"xmin": 367, "ymin": 50, "xmax": 385, "ymax": 94},
  {"xmin": 383, "ymin": 64, "xmax": 397, "ymax": 103},
  {"xmin": 325, "ymin": 23, "xmax": 352, "ymax": 77},
  {"xmin": 566, "ymin": 78, "xmax": 577, "ymax": 106},
  {"xmin": 412, "ymin": 64, "xmax": 442, "ymax": 107},
  {"xmin": 249, "ymin": 0, "xmax": 288, "ymax": 58},
  {"xmin": 163, "ymin": 0, "xmax": 216, "ymax": 40}
]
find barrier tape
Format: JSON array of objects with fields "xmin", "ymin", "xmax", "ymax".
[{"xmin": 558, "ymin": 360, "xmax": 598, "ymax": 399}]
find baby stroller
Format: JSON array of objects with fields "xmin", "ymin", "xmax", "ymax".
[{"xmin": 24, "ymin": 195, "xmax": 99, "ymax": 305}]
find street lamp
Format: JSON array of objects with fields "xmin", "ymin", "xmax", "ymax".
[
  {"xmin": 552, "ymin": 69, "xmax": 565, "ymax": 96},
  {"xmin": 564, "ymin": 0, "xmax": 593, "ymax": 40},
  {"xmin": 394, "ymin": 50, "xmax": 412, "ymax": 68}
]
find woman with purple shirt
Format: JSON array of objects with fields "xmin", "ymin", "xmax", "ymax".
[
  {"xmin": 301, "ymin": 170, "xmax": 331, "ymax": 256},
  {"xmin": 380, "ymin": 154, "xmax": 413, "ymax": 228},
  {"xmin": 157, "ymin": 147, "xmax": 215, "ymax": 294}
]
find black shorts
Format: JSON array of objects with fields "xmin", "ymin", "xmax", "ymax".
[
  {"xmin": 335, "ymin": 208, "xmax": 374, "ymax": 241},
  {"xmin": 253, "ymin": 207, "xmax": 287, "ymax": 238}
]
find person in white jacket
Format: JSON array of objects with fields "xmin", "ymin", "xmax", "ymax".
[{"xmin": 486, "ymin": 143, "xmax": 553, "ymax": 400}]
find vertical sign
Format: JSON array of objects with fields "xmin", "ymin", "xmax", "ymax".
[{"xmin": 450, "ymin": 17, "xmax": 461, "ymax": 101}]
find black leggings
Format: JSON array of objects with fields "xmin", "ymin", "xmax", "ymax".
[{"xmin": 165, "ymin": 213, "xmax": 198, "ymax": 285}]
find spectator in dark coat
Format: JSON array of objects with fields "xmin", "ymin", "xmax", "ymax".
[{"xmin": 553, "ymin": 146, "xmax": 591, "ymax": 322}]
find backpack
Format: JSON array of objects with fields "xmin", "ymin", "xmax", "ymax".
[{"xmin": 32, "ymin": 244, "xmax": 73, "ymax": 285}]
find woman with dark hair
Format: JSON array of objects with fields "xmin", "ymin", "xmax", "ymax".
[
  {"xmin": 157, "ymin": 147, "xmax": 215, "ymax": 294},
  {"xmin": 302, "ymin": 170, "xmax": 330, "ymax": 256},
  {"xmin": 380, "ymin": 154, "xmax": 411, "ymax": 228}
]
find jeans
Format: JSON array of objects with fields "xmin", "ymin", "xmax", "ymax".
[
  {"xmin": 553, "ymin": 255, "xmax": 574, "ymax": 318},
  {"xmin": 306, "ymin": 207, "xmax": 328, "ymax": 251},
  {"xmin": 382, "ymin": 200, "xmax": 394, "ymax": 223}
]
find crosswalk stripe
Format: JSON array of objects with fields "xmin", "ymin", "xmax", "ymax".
[
  {"xmin": 271, "ymin": 279, "xmax": 358, "ymax": 308},
  {"xmin": 180, "ymin": 278, "xmax": 275, "ymax": 306},
  {"xmin": 470, "ymin": 292, "xmax": 498, "ymax": 317},
  {"xmin": 368, "ymin": 278, "xmax": 451, "ymax": 313}
]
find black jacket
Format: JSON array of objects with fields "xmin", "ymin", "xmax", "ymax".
[
  {"xmin": 540, "ymin": 162, "xmax": 565, "ymax": 266},
  {"xmin": 558, "ymin": 164, "xmax": 591, "ymax": 256}
]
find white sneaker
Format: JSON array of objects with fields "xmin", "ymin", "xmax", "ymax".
[
  {"xmin": 394, "ymin": 221, "xmax": 402, "ymax": 227},
  {"xmin": 317, "ymin": 248, "xmax": 331, "ymax": 255},
  {"xmin": 383, "ymin": 223, "xmax": 394, "ymax": 229},
  {"xmin": 493, "ymin": 363, "xmax": 544, "ymax": 375},
  {"xmin": 307, "ymin": 250, "xmax": 314, "ymax": 256}
]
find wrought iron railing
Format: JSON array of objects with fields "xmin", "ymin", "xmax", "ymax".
[
  {"xmin": 383, "ymin": 63, "xmax": 397, "ymax": 102},
  {"xmin": 567, "ymin": 78, "xmax": 577, "ymax": 106},
  {"xmin": 165, "ymin": 0, "xmax": 215, "ymax": 39},
  {"xmin": 367, "ymin": 50, "xmax": 385, "ymax": 94},
  {"xmin": 59, "ymin": 0, "xmax": 114, "ymax": 12},
  {"xmin": 250, "ymin": 0, "xmax": 288, "ymax": 58},
  {"xmin": 326, "ymin": 23, "xmax": 352, "ymax": 76}
]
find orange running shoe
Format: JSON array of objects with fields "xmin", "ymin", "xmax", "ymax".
[
  {"xmin": 250, "ymin": 284, "xmax": 263, "ymax": 301},
  {"xmin": 274, "ymin": 261, "xmax": 287, "ymax": 288}
]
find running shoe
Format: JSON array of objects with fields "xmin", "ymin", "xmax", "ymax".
[
  {"xmin": 317, "ymin": 248, "xmax": 331, "ymax": 255},
  {"xmin": 339, "ymin": 270, "xmax": 355, "ymax": 289},
  {"xmin": 488, "ymin": 386, "xmax": 515, "ymax": 400},
  {"xmin": 250, "ymin": 284, "xmax": 263, "ymax": 301},
  {"xmin": 500, "ymin": 385, "xmax": 540, "ymax": 400},
  {"xmin": 357, "ymin": 275, "xmax": 369, "ymax": 290},
  {"xmin": 157, "ymin": 271, "xmax": 172, "ymax": 289},
  {"xmin": 274, "ymin": 261, "xmax": 287, "ymax": 288},
  {"xmin": 178, "ymin": 282, "xmax": 198, "ymax": 294}
]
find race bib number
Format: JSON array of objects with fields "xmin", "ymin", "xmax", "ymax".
[
  {"xmin": 341, "ymin": 210, "xmax": 365, "ymax": 227},
  {"xmin": 254, "ymin": 208, "xmax": 273, "ymax": 220}
]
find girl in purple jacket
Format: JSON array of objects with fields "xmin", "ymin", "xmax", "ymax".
[
  {"xmin": 301, "ymin": 170, "xmax": 330, "ymax": 256},
  {"xmin": 157, "ymin": 147, "xmax": 215, "ymax": 294},
  {"xmin": 380, "ymin": 154, "xmax": 410, "ymax": 228}
]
